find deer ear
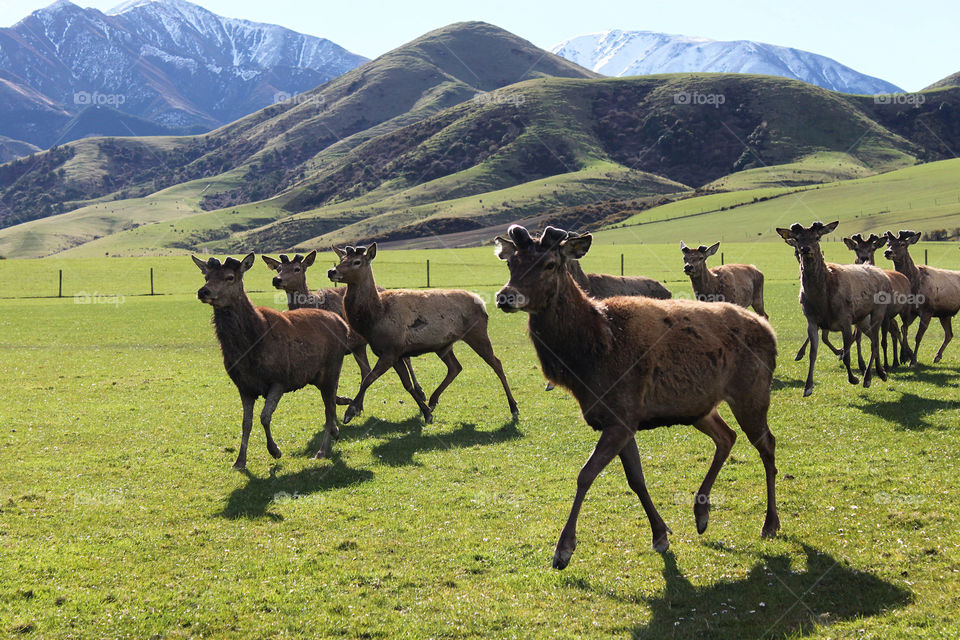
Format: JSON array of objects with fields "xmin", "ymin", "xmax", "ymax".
[
  {"xmin": 333, "ymin": 246, "xmax": 346, "ymax": 259},
  {"xmin": 239, "ymin": 253, "xmax": 256, "ymax": 273},
  {"xmin": 191, "ymin": 255, "xmax": 209, "ymax": 273},
  {"xmin": 907, "ymin": 232, "xmax": 920, "ymax": 245},
  {"xmin": 262, "ymin": 255, "xmax": 281, "ymax": 271},
  {"xmin": 776, "ymin": 227, "xmax": 795, "ymax": 242},
  {"xmin": 366, "ymin": 243, "xmax": 377, "ymax": 261},
  {"xmin": 302, "ymin": 251, "xmax": 317, "ymax": 268},
  {"xmin": 494, "ymin": 236, "xmax": 516, "ymax": 260},
  {"xmin": 560, "ymin": 233, "xmax": 592, "ymax": 260},
  {"xmin": 818, "ymin": 221, "xmax": 839, "ymax": 236},
  {"xmin": 871, "ymin": 235, "xmax": 886, "ymax": 249},
  {"xmin": 842, "ymin": 237, "xmax": 857, "ymax": 250},
  {"xmin": 680, "ymin": 241, "xmax": 689, "ymax": 253},
  {"xmin": 705, "ymin": 242, "xmax": 720, "ymax": 257}
]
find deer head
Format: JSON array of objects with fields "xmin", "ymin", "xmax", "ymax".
[
  {"xmin": 328, "ymin": 244, "xmax": 377, "ymax": 284},
  {"xmin": 495, "ymin": 225, "xmax": 591, "ymax": 313},
  {"xmin": 680, "ymin": 241, "xmax": 720, "ymax": 275},
  {"xmin": 776, "ymin": 221, "xmax": 839, "ymax": 261},
  {"xmin": 262, "ymin": 251, "xmax": 316, "ymax": 292},
  {"xmin": 842, "ymin": 233, "xmax": 886, "ymax": 265},
  {"xmin": 883, "ymin": 230, "xmax": 920, "ymax": 263},
  {"xmin": 192, "ymin": 254, "xmax": 255, "ymax": 308}
]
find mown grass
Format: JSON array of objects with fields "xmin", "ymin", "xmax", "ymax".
[{"xmin": 1, "ymin": 244, "xmax": 960, "ymax": 639}]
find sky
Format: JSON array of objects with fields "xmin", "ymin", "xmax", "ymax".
[{"xmin": 2, "ymin": 0, "xmax": 956, "ymax": 91}]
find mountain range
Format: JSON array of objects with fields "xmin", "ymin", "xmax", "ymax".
[
  {"xmin": 0, "ymin": 0, "xmax": 367, "ymax": 148},
  {"xmin": 550, "ymin": 30, "xmax": 903, "ymax": 95}
]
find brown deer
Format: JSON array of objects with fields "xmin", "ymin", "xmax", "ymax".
[
  {"xmin": 496, "ymin": 225, "xmax": 779, "ymax": 569},
  {"xmin": 777, "ymin": 222, "xmax": 891, "ymax": 396},
  {"xmin": 680, "ymin": 241, "xmax": 767, "ymax": 317},
  {"xmin": 193, "ymin": 254, "xmax": 350, "ymax": 468},
  {"xmin": 566, "ymin": 256, "xmax": 672, "ymax": 299},
  {"xmin": 883, "ymin": 230, "xmax": 960, "ymax": 364},
  {"xmin": 842, "ymin": 233, "xmax": 915, "ymax": 370},
  {"xmin": 328, "ymin": 244, "xmax": 519, "ymax": 424},
  {"xmin": 262, "ymin": 252, "xmax": 425, "ymax": 403}
]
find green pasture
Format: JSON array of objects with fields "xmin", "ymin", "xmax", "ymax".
[{"xmin": 1, "ymin": 244, "xmax": 960, "ymax": 638}]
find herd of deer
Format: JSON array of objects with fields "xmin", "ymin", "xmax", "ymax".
[{"xmin": 192, "ymin": 220, "xmax": 959, "ymax": 569}]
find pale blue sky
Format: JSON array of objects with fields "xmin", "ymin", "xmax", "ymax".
[{"xmin": 2, "ymin": 0, "xmax": 955, "ymax": 91}]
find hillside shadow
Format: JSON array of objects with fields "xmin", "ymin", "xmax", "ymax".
[
  {"xmin": 851, "ymin": 391, "xmax": 959, "ymax": 430},
  {"xmin": 370, "ymin": 420, "xmax": 523, "ymax": 467},
  {"xmin": 221, "ymin": 453, "xmax": 373, "ymax": 520},
  {"xmin": 629, "ymin": 543, "xmax": 911, "ymax": 639}
]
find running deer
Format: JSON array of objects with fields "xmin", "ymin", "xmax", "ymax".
[
  {"xmin": 193, "ymin": 254, "xmax": 350, "ymax": 467},
  {"xmin": 496, "ymin": 225, "xmax": 779, "ymax": 569},
  {"xmin": 263, "ymin": 252, "xmax": 425, "ymax": 402},
  {"xmin": 328, "ymin": 244, "xmax": 519, "ymax": 424},
  {"xmin": 680, "ymin": 241, "xmax": 767, "ymax": 316},
  {"xmin": 842, "ymin": 233, "xmax": 915, "ymax": 369},
  {"xmin": 884, "ymin": 230, "xmax": 960, "ymax": 364},
  {"xmin": 777, "ymin": 222, "xmax": 891, "ymax": 396}
]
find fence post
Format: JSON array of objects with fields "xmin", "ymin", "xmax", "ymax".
[
  {"xmin": 426, "ymin": 259, "xmax": 431, "ymax": 288},
  {"xmin": 58, "ymin": 270, "xmax": 62, "ymax": 298},
  {"xmin": 620, "ymin": 253, "xmax": 624, "ymax": 276},
  {"xmin": 721, "ymin": 252, "xmax": 725, "ymax": 265},
  {"xmin": 925, "ymin": 249, "xmax": 928, "ymax": 265},
  {"xmin": 150, "ymin": 268, "xmax": 155, "ymax": 295}
]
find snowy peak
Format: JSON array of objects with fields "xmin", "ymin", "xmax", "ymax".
[{"xmin": 551, "ymin": 30, "xmax": 902, "ymax": 95}]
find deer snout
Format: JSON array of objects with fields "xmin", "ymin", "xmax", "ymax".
[
  {"xmin": 197, "ymin": 287, "xmax": 212, "ymax": 303},
  {"xmin": 496, "ymin": 286, "xmax": 526, "ymax": 312},
  {"xmin": 327, "ymin": 268, "xmax": 340, "ymax": 282},
  {"xmin": 272, "ymin": 276, "xmax": 283, "ymax": 288},
  {"xmin": 683, "ymin": 264, "xmax": 693, "ymax": 275},
  {"xmin": 884, "ymin": 249, "xmax": 894, "ymax": 260}
]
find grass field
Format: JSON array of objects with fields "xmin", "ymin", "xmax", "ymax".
[{"xmin": 2, "ymin": 243, "xmax": 960, "ymax": 639}]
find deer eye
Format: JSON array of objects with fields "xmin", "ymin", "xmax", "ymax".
[
  {"xmin": 353, "ymin": 260, "xmax": 361, "ymax": 266},
  {"xmin": 225, "ymin": 275, "xmax": 235, "ymax": 282},
  {"xmin": 545, "ymin": 262, "xmax": 558, "ymax": 271},
  {"xmin": 294, "ymin": 267, "xmax": 300, "ymax": 273}
]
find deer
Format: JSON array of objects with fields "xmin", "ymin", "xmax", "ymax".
[
  {"xmin": 262, "ymin": 252, "xmax": 425, "ymax": 404},
  {"xmin": 842, "ymin": 233, "xmax": 915, "ymax": 370},
  {"xmin": 566, "ymin": 256, "xmax": 672, "ymax": 299},
  {"xmin": 679, "ymin": 241, "xmax": 767, "ymax": 317},
  {"xmin": 193, "ymin": 254, "xmax": 350, "ymax": 468},
  {"xmin": 495, "ymin": 224, "xmax": 780, "ymax": 569},
  {"xmin": 777, "ymin": 222, "xmax": 892, "ymax": 396},
  {"xmin": 328, "ymin": 244, "xmax": 519, "ymax": 425},
  {"xmin": 883, "ymin": 230, "xmax": 960, "ymax": 365}
]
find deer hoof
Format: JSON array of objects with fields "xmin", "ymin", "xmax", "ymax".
[
  {"xmin": 652, "ymin": 534, "xmax": 670, "ymax": 553},
  {"xmin": 802, "ymin": 386, "xmax": 814, "ymax": 398},
  {"xmin": 267, "ymin": 445, "xmax": 282, "ymax": 460},
  {"xmin": 335, "ymin": 395, "xmax": 353, "ymax": 406},
  {"xmin": 762, "ymin": 517, "xmax": 781, "ymax": 539},
  {"xmin": 934, "ymin": 354, "xmax": 943, "ymax": 363},
  {"xmin": 423, "ymin": 411, "xmax": 434, "ymax": 425},
  {"xmin": 848, "ymin": 375, "xmax": 860, "ymax": 386},
  {"xmin": 232, "ymin": 459, "xmax": 246, "ymax": 471},
  {"xmin": 545, "ymin": 381, "xmax": 556, "ymax": 391},
  {"xmin": 552, "ymin": 548, "xmax": 574, "ymax": 570},
  {"xmin": 694, "ymin": 498, "xmax": 710, "ymax": 534},
  {"xmin": 343, "ymin": 404, "xmax": 361, "ymax": 424}
]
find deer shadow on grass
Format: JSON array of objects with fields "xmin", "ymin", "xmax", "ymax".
[
  {"xmin": 851, "ymin": 390, "xmax": 960, "ymax": 431},
  {"xmin": 361, "ymin": 419, "xmax": 523, "ymax": 467},
  {"xmin": 221, "ymin": 453, "xmax": 373, "ymax": 520},
  {"xmin": 299, "ymin": 415, "xmax": 424, "ymax": 455},
  {"xmin": 623, "ymin": 543, "xmax": 911, "ymax": 639},
  {"xmin": 894, "ymin": 365, "xmax": 960, "ymax": 388}
]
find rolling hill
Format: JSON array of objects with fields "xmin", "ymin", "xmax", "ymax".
[{"xmin": 1, "ymin": 22, "xmax": 960, "ymax": 258}]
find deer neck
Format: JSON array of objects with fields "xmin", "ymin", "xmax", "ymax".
[
  {"xmin": 287, "ymin": 279, "xmax": 316, "ymax": 309},
  {"xmin": 893, "ymin": 251, "xmax": 920, "ymax": 288},
  {"xmin": 343, "ymin": 269, "xmax": 383, "ymax": 332},
  {"xmin": 798, "ymin": 249, "xmax": 832, "ymax": 315},
  {"xmin": 529, "ymin": 273, "xmax": 611, "ymax": 391},
  {"xmin": 212, "ymin": 292, "xmax": 267, "ymax": 370},
  {"xmin": 566, "ymin": 260, "xmax": 590, "ymax": 290},
  {"xmin": 690, "ymin": 265, "xmax": 718, "ymax": 295}
]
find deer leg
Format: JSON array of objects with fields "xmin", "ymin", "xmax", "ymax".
[
  {"xmin": 841, "ymin": 324, "xmax": 860, "ymax": 386},
  {"xmin": 855, "ymin": 328, "xmax": 866, "ymax": 373},
  {"xmin": 619, "ymin": 437, "xmax": 671, "ymax": 552},
  {"xmin": 912, "ymin": 312, "xmax": 932, "ymax": 366},
  {"xmin": 234, "ymin": 393, "xmax": 256, "ymax": 470},
  {"xmin": 821, "ymin": 332, "xmax": 843, "ymax": 357},
  {"xmin": 340, "ymin": 345, "xmax": 372, "ymax": 405},
  {"xmin": 934, "ymin": 317, "xmax": 953, "ymax": 363},
  {"xmin": 464, "ymin": 330, "xmax": 519, "ymax": 419},
  {"xmin": 259, "ymin": 383, "xmax": 284, "ymax": 459},
  {"xmin": 313, "ymin": 372, "xmax": 341, "ymax": 459},
  {"xmin": 753, "ymin": 280, "xmax": 767, "ymax": 319},
  {"xmin": 692, "ymin": 409, "xmax": 737, "ymax": 535},
  {"xmin": 554, "ymin": 424, "xmax": 634, "ymax": 570},
  {"xmin": 402, "ymin": 357, "xmax": 426, "ymax": 403},
  {"xmin": 803, "ymin": 319, "xmax": 819, "ymax": 397},
  {"xmin": 862, "ymin": 316, "xmax": 884, "ymax": 387},
  {"xmin": 899, "ymin": 312, "xmax": 914, "ymax": 363},
  {"xmin": 728, "ymin": 396, "xmax": 779, "ymax": 539},
  {"xmin": 425, "ymin": 350, "xmax": 461, "ymax": 414},
  {"xmin": 393, "ymin": 359, "xmax": 434, "ymax": 424},
  {"xmin": 794, "ymin": 337, "xmax": 809, "ymax": 361},
  {"xmin": 344, "ymin": 355, "xmax": 396, "ymax": 424}
]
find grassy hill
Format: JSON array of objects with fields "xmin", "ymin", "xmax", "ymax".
[{"xmin": 2, "ymin": 23, "xmax": 960, "ymax": 257}]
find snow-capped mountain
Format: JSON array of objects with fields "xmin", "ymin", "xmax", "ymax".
[
  {"xmin": 0, "ymin": 0, "xmax": 367, "ymax": 146},
  {"xmin": 551, "ymin": 30, "xmax": 902, "ymax": 95}
]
